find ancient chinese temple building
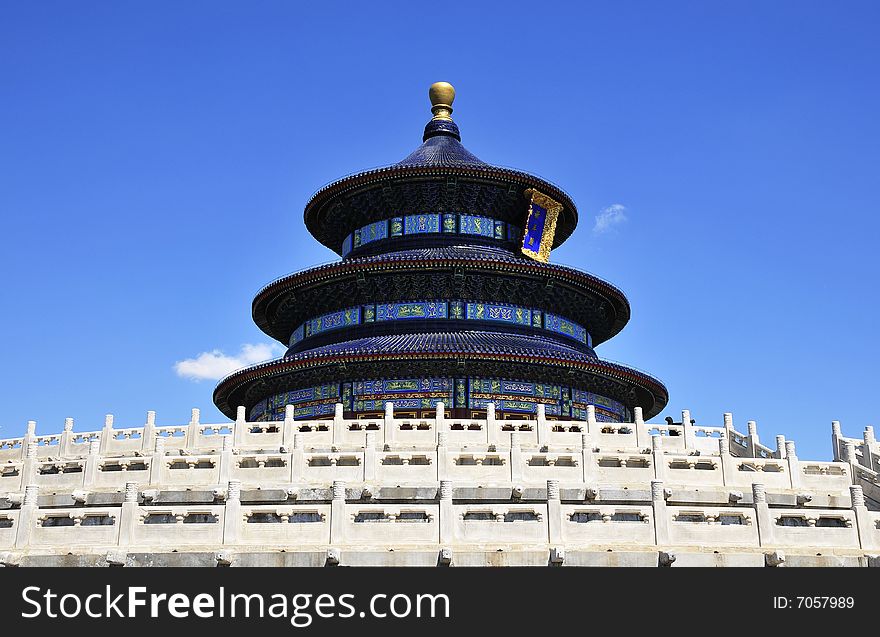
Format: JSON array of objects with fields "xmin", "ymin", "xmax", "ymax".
[{"xmin": 213, "ymin": 83, "xmax": 668, "ymax": 425}]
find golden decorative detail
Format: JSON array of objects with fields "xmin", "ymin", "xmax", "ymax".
[
  {"xmin": 429, "ymin": 81, "xmax": 455, "ymax": 120},
  {"xmin": 520, "ymin": 188, "xmax": 562, "ymax": 263}
]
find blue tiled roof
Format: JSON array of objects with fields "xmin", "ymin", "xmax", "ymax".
[
  {"xmin": 257, "ymin": 244, "xmax": 629, "ymax": 306},
  {"xmin": 397, "ymin": 133, "xmax": 488, "ymax": 168},
  {"xmin": 283, "ymin": 330, "xmax": 597, "ymax": 363}
]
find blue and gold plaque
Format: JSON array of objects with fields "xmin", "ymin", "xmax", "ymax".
[{"xmin": 520, "ymin": 189, "xmax": 562, "ymax": 263}]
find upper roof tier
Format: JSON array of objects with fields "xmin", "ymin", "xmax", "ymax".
[{"xmin": 304, "ymin": 82, "xmax": 579, "ymax": 257}]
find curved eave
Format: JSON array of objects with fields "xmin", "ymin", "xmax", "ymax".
[
  {"xmin": 252, "ymin": 254, "xmax": 631, "ymax": 345},
  {"xmin": 213, "ymin": 352, "xmax": 668, "ymax": 420},
  {"xmin": 303, "ymin": 164, "xmax": 579, "ymax": 254}
]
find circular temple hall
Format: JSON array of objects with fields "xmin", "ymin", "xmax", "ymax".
[{"xmin": 213, "ymin": 83, "xmax": 668, "ymax": 424}]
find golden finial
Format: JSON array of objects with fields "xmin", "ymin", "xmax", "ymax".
[{"xmin": 429, "ymin": 81, "xmax": 455, "ymax": 121}]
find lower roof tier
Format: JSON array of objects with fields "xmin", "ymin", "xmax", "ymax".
[
  {"xmin": 213, "ymin": 331, "xmax": 668, "ymax": 419},
  {"xmin": 252, "ymin": 244, "xmax": 631, "ymax": 347}
]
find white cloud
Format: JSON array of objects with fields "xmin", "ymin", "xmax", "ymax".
[
  {"xmin": 592, "ymin": 204, "xmax": 628, "ymax": 234},
  {"xmin": 174, "ymin": 343, "xmax": 284, "ymax": 381}
]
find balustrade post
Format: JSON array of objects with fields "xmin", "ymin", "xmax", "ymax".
[
  {"xmin": 785, "ymin": 441, "xmax": 802, "ymax": 489},
  {"xmin": 21, "ymin": 420, "xmax": 37, "ymax": 462},
  {"xmin": 332, "ymin": 403, "xmax": 345, "ymax": 446},
  {"xmin": 14, "ymin": 485, "xmax": 39, "ymax": 549},
  {"xmin": 149, "ymin": 436, "xmax": 166, "ymax": 486},
  {"xmin": 681, "ymin": 409, "xmax": 696, "ymax": 450},
  {"xmin": 651, "ymin": 480, "xmax": 670, "ymax": 546},
  {"xmin": 831, "ymin": 421, "xmax": 842, "ymax": 461},
  {"xmin": 22, "ymin": 437, "xmax": 39, "ymax": 485},
  {"xmin": 718, "ymin": 434, "xmax": 734, "ymax": 486},
  {"xmin": 218, "ymin": 434, "xmax": 234, "ymax": 484},
  {"xmin": 99, "ymin": 414, "xmax": 114, "ymax": 455},
  {"xmin": 118, "ymin": 482, "xmax": 139, "ymax": 546},
  {"xmin": 364, "ymin": 432, "xmax": 377, "ymax": 482},
  {"xmin": 233, "ymin": 406, "xmax": 247, "ymax": 446},
  {"xmin": 633, "ymin": 407, "xmax": 648, "ymax": 449},
  {"xmin": 864, "ymin": 427, "xmax": 876, "ymax": 471},
  {"xmin": 59, "ymin": 417, "xmax": 75, "ymax": 457},
  {"xmin": 83, "ymin": 438, "xmax": 100, "ymax": 488},
  {"xmin": 536, "ymin": 404, "xmax": 549, "ymax": 448},
  {"xmin": 581, "ymin": 433, "xmax": 597, "ymax": 484},
  {"xmin": 384, "ymin": 402, "xmax": 395, "ymax": 446},
  {"xmin": 752, "ymin": 483, "xmax": 774, "ymax": 547},
  {"xmin": 652, "ymin": 435, "xmax": 667, "ymax": 482},
  {"xmin": 434, "ymin": 402, "xmax": 445, "ymax": 447},
  {"xmin": 282, "ymin": 405, "xmax": 296, "ymax": 449},
  {"xmin": 842, "ymin": 440, "xmax": 858, "ymax": 486},
  {"xmin": 775, "ymin": 435, "xmax": 786, "ymax": 460},
  {"xmin": 186, "ymin": 408, "xmax": 200, "ymax": 451},
  {"xmin": 849, "ymin": 485, "xmax": 875, "ymax": 550},
  {"xmin": 437, "ymin": 431, "xmax": 449, "ymax": 481},
  {"xmin": 329, "ymin": 481, "xmax": 347, "ymax": 546},
  {"xmin": 485, "ymin": 403, "xmax": 496, "ymax": 446},
  {"xmin": 510, "ymin": 432, "xmax": 523, "ymax": 483},
  {"xmin": 586, "ymin": 405, "xmax": 597, "ymax": 435},
  {"xmin": 547, "ymin": 480, "xmax": 562, "ymax": 546},
  {"xmin": 291, "ymin": 433, "xmax": 304, "ymax": 483},
  {"xmin": 747, "ymin": 420, "xmax": 759, "ymax": 458},
  {"xmin": 439, "ymin": 480, "xmax": 454, "ymax": 546},
  {"xmin": 223, "ymin": 480, "xmax": 241, "ymax": 545},
  {"xmin": 141, "ymin": 411, "xmax": 156, "ymax": 454}
]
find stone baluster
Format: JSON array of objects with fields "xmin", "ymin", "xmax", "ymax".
[
  {"xmin": 536, "ymin": 404, "xmax": 548, "ymax": 448},
  {"xmin": 59, "ymin": 417, "xmax": 75, "ymax": 457},
  {"xmin": 291, "ymin": 433, "xmax": 304, "ymax": 482},
  {"xmin": 651, "ymin": 479, "xmax": 669, "ymax": 546},
  {"xmin": 330, "ymin": 481, "xmax": 347, "ymax": 546},
  {"xmin": 752, "ymin": 483, "xmax": 774, "ymax": 547},
  {"xmin": 97, "ymin": 414, "xmax": 114, "ymax": 455},
  {"xmin": 364, "ymin": 431, "xmax": 377, "ymax": 482},
  {"xmin": 437, "ymin": 431, "xmax": 449, "ymax": 481},
  {"xmin": 849, "ymin": 485, "xmax": 875, "ymax": 550},
  {"xmin": 785, "ymin": 440, "xmax": 802, "ymax": 489},
  {"xmin": 435, "ymin": 402, "xmax": 445, "ymax": 447},
  {"xmin": 586, "ymin": 405, "xmax": 597, "ymax": 433},
  {"xmin": 282, "ymin": 404, "xmax": 296, "ymax": 449},
  {"xmin": 510, "ymin": 432, "xmax": 523, "ymax": 483},
  {"xmin": 332, "ymin": 403, "xmax": 345, "ymax": 447},
  {"xmin": 775, "ymin": 435, "xmax": 786, "ymax": 460},
  {"xmin": 831, "ymin": 421, "xmax": 842, "ymax": 461},
  {"xmin": 223, "ymin": 480, "xmax": 241, "ymax": 545},
  {"xmin": 14, "ymin": 485, "xmax": 40, "ymax": 549},
  {"xmin": 118, "ymin": 482, "xmax": 140, "ymax": 546},
  {"xmin": 633, "ymin": 406, "xmax": 648, "ymax": 448},
  {"xmin": 747, "ymin": 420, "xmax": 759, "ymax": 458},
  {"xmin": 864, "ymin": 427, "xmax": 876, "ymax": 471},
  {"xmin": 233, "ymin": 406, "xmax": 247, "ymax": 446},
  {"xmin": 186, "ymin": 408, "xmax": 200, "ymax": 451},
  {"xmin": 21, "ymin": 420, "xmax": 37, "ymax": 462},
  {"xmin": 842, "ymin": 440, "xmax": 857, "ymax": 486},
  {"xmin": 547, "ymin": 480, "xmax": 562, "ymax": 545},
  {"xmin": 718, "ymin": 433, "xmax": 734, "ymax": 485},
  {"xmin": 218, "ymin": 431, "xmax": 234, "ymax": 483},
  {"xmin": 439, "ymin": 480, "xmax": 454, "ymax": 546},
  {"xmin": 581, "ymin": 433, "xmax": 596, "ymax": 484},
  {"xmin": 384, "ymin": 402, "xmax": 395, "ymax": 446},
  {"xmin": 141, "ymin": 411, "xmax": 156, "ymax": 454},
  {"xmin": 652, "ymin": 434, "xmax": 667, "ymax": 482},
  {"xmin": 149, "ymin": 435, "xmax": 166, "ymax": 485},
  {"xmin": 681, "ymin": 409, "xmax": 696, "ymax": 450},
  {"xmin": 83, "ymin": 436, "xmax": 101, "ymax": 487}
]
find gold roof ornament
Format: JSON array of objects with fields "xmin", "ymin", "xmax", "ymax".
[{"xmin": 429, "ymin": 82, "xmax": 455, "ymax": 121}]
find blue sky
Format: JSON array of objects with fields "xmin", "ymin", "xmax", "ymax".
[{"xmin": 1, "ymin": 2, "xmax": 878, "ymax": 459}]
